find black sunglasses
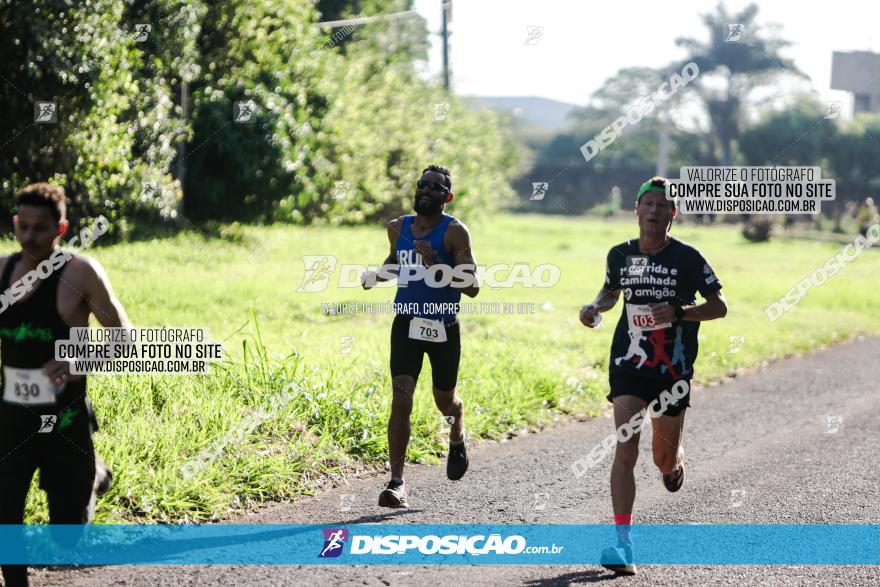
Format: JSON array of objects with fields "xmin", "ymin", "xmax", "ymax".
[{"xmin": 416, "ymin": 179, "xmax": 449, "ymax": 193}]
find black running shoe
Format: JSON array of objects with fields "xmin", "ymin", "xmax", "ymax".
[
  {"xmin": 600, "ymin": 542, "xmax": 636, "ymax": 575},
  {"xmin": 447, "ymin": 433, "xmax": 468, "ymax": 481},
  {"xmin": 662, "ymin": 447, "xmax": 685, "ymax": 493},
  {"xmin": 378, "ymin": 479, "xmax": 408, "ymax": 508},
  {"xmin": 94, "ymin": 456, "xmax": 113, "ymax": 498}
]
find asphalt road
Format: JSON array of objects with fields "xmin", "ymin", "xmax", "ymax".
[{"xmin": 30, "ymin": 335, "xmax": 880, "ymax": 586}]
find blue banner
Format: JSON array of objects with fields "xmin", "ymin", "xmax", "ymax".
[{"xmin": 0, "ymin": 524, "xmax": 878, "ymax": 565}]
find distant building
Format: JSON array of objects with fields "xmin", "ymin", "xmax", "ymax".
[{"xmin": 831, "ymin": 51, "xmax": 880, "ymax": 114}]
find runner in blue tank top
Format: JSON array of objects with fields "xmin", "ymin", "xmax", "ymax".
[
  {"xmin": 361, "ymin": 164, "xmax": 480, "ymax": 508},
  {"xmin": 392, "ymin": 214, "xmax": 461, "ymax": 321}
]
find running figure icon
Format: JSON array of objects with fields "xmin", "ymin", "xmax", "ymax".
[{"xmin": 614, "ymin": 329, "xmax": 648, "ymax": 367}]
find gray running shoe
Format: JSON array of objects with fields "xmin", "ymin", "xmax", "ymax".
[{"xmin": 378, "ymin": 479, "xmax": 408, "ymax": 508}]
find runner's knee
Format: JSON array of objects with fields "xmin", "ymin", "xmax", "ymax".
[
  {"xmin": 432, "ymin": 388, "xmax": 460, "ymax": 413},
  {"xmin": 391, "ymin": 393, "xmax": 412, "ymax": 414},
  {"xmin": 390, "ymin": 378, "xmax": 414, "ymax": 417},
  {"xmin": 392, "ymin": 375, "xmax": 415, "ymax": 397},
  {"xmin": 613, "ymin": 441, "xmax": 639, "ymax": 469}
]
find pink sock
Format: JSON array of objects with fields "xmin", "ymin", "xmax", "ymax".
[{"xmin": 614, "ymin": 514, "xmax": 633, "ymax": 543}]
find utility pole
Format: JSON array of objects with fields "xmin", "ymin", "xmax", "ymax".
[
  {"xmin": 656, "ymin": 66, "xmax": 674, "ymax": 178},
  {"xmin": 656, "ymin": 110, "xmax": 669, "ymax": 177},
  {"xmin": 441, "ymin": 0, "xmax": 450, "ymax": 89},
  {"xmin": 177, "ymin": 79, "xmax": 188, "ymax": 218}
]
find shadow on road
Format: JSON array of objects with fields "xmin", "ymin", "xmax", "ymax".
[
  {"xmin": 321, "ymin": 509, "xmax": 427, "ymax": 525},
  {"xmin": 523, "ymin": 570, "xmax": 619, "ymax": 585}
]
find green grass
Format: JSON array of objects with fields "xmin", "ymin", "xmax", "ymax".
[{"xmin": 8, "ymin": 214, "xmax": 880, "ymax": 523}]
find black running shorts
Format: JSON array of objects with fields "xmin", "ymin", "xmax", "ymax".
[
  {"xmin": 607, "ymin": 373, "xmax": 690, "ymax": 417},
  {"xmin": 0, "ymin": 397, "xmax": 98, "ymax": 526},
  {"xmin": 390, "ymin": 314, "xmax": 461, "ymax": 392},
  {"xmin": 0, "ymin": 394, "xmax": 99, "ymax": 586}
]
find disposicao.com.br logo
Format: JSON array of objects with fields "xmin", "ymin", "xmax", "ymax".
[
  {"xmin": 297, "ymin": 256, "xmax": 560, "ymax": 292},
  {"xmin": 318, "ymin": 528, "xmax": 348, "ymax": 558},
  {"xmin": 318, "ymin": 527, "xmax": 563, "ymax": 558}
]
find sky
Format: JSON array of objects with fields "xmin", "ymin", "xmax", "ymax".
[{"xmin": 412, "ymin": 0, "xmax": 880, "ymax": 113}]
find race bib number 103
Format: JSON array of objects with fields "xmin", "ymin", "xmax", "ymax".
[{"xmin": 625, "ymin": 303, "xmax": 671, "ymax": 332}]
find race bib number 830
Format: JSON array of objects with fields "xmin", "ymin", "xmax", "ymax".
[{"xmin": 2, "ymin": 367, "xmax": 58, "ymax": 406}]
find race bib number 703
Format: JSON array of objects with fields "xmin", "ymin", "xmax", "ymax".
[{"xmin": 408, "ymin": 317, "xmax": 448, "ymax": 343}]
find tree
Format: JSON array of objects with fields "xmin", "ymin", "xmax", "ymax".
[
  {"xmin": 0, "ymin": 1, "xmax": 160, "ymax": 237},
  {"xmin": 1, "ymin": 0, "xmax": 520, "ymax": 230},
  {"xmin": 531, "ymin": 66, "xmax": 704, "ymax": 214},
  {"xmin": 182, "ymin": 0, "xmax": 329, "ymax": 222},
  {"xmin": 675, "ymin": 2, "xmax": 806, "ymax": 166},
  {"xmin": 738, "ymin": 93, "xmax": 836, "ymax": 167},
  {"xmin": 827, "ymin": 114, "xmax": 880, "ymax": 210}
]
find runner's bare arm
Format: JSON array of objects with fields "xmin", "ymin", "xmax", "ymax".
[
  {"xmin": 681, "ymin": 289, "xmax": 727, "ymax": 321},
  {"xmin": 43, "ymin": 257, "xmax": 130, "ymax": 385},
  {"xmin": 77, "ymin": 257, "xmax": 131, "ymax": 328},
  {"xmin": 383, "ymin": 217, "xmax": 404, "ymax": 267},
  {"xmin": 446, "ymin": 222, "xmax": 479, "ymax": 298},
  {"xmin": 580, "ymin": 287, "xmax": 621, "ymax": 327},
  {"xmin": 592, "ymin": 287, "xmax": 621, "ymax": 311},
  {"xmin": 651, "ymin": 290, "xmax": 727, "ymax": 324},
  {"xmin": 362, "ymin": 217, "xmax": 402, "ymax": 289}
]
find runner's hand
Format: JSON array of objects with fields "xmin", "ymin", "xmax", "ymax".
[
  {"xmin": 579, "ymin": 304, "xmax": 600, "ymax": 328},
  {"xmin": 413, "ymin": 240, "xmax": 436, "ymax": 267},
  {"xmin": 650, "ymin": 302, "xmax": 676, "ymax": 324},
  {"xmin": 42, "ymin": 359, "xmax": 83, "ymax": 387},
  {"xmin": 361, "ymin": 271, "xmax": 378, "ymax": 290}
]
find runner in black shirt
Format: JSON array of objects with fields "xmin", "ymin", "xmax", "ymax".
[
  {"xmin": 0, "ymin": 184, "xmax": 129, "ymax": 587},
  {"xmin": 579, "ymin": 177, "xmax": 728, "ymax": 575}
]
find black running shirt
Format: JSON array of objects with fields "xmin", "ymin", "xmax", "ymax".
[{"xmin": 604, "ymin": 237, "xmax": 722, "ymax": 383}]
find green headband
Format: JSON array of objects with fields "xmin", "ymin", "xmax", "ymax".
[{"xmin": 636, "ymin": 180, "xmax": 676, "ymax": 209}]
